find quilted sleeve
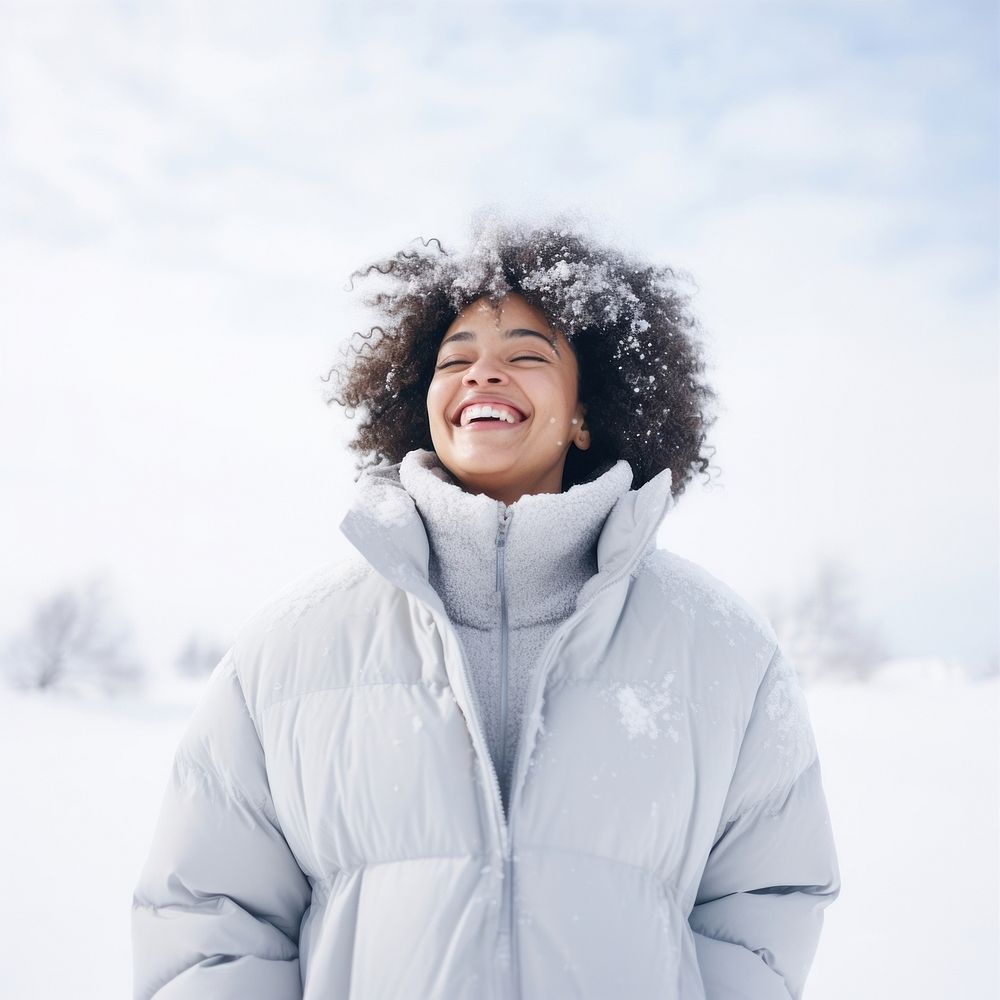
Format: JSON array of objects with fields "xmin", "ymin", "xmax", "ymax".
[
  {"xmin": 689, "ymin": 646, "xmax": 841, "ymax": 1000},
  {"xmin": 131, "ymin": 650, "xmax": 311, "ymax": 1000}
]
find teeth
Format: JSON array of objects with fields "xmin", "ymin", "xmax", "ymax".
[{"xmin": 460, "ymin": 403, "xmax": 519, "ymax": 426}]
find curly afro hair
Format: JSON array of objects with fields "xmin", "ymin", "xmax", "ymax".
[{"xmin": 324, "ymin": 216, "xmax": 718, "ymax": 496}]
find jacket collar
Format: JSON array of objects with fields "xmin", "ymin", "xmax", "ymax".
[
  {"xmin": 398, "ymin": 449, "xmax": 633, "ymax": 629},
  {"xmin": 340, "ymin": 452, "xmax": 675, "ymax": 609}
]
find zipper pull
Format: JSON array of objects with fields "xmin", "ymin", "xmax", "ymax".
[{"xmin": 495, "ymin": 505, "xmax": 509, "ymax": 591}]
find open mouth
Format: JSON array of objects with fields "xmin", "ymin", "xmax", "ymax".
[{"xmin": 454, "ymin": 402, "xmax": 527, "ymax": 427}]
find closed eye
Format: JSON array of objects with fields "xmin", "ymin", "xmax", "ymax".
[{"xmin": 435, "ymin": 354, "xmax": 547, "ymax": 369}]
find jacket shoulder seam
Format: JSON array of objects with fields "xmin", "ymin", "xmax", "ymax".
[
  {"xmin": 227, "ymin": 644, "xmax": 266, "ymax": 746},
  {"xmin": 723, "ymin": 750, "xmax": 819, "ymax": 832}
]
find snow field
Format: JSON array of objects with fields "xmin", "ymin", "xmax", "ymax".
[{"xmin": 0, "ymin": 670, "xmax": 996, "ymax": 999}]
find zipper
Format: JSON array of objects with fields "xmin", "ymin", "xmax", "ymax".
[
  {"xmin": 496, "ymin": 506, "xmax": 511, "ymax": 797},
  {"xmin": 495, "ymin": 504, "xmax": 515, "ymax": 990}
]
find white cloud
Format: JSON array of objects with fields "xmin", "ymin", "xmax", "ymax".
[{"xmin": 1, "ymin": 0, "xmax": 995, "ymax": 668}]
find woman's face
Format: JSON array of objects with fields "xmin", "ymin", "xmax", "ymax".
[{"xmin": 426, "ymin": 293, "xmax": 589, "ymax": 504}]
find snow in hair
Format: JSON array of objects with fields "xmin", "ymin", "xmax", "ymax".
[{"xmin": 391, "ymin": 216, "xmax": 662, "ymax": 347}]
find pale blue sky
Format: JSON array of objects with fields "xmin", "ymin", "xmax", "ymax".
[{"xmin": 1, "ymin": 0, "xmax": 996, "ymax": 671}]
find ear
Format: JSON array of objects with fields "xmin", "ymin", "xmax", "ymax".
[{"xmin": 572, "ymin": 401, "xmax": 590, "ymax": 451}]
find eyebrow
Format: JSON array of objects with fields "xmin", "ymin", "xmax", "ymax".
[{"xmin": 439, "ymin": 328, "xmax": 560, "ymax": 354}]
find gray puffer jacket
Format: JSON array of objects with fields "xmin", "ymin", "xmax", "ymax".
[{"xmin": 132, "ymin": 454, "xmax": 840, "ymax": 1000}]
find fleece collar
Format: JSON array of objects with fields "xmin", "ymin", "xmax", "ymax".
[
  {"xmin": 397, "ymin": 450, "xmax": 632, "ymax": 628},
  {"xmin": 339, "ymin": 450, "xmax": 675, "ymax": 612}
]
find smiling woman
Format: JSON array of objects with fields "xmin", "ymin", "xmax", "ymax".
[{"xmin": 131, "ymin": 217, "xmax": 840, "ymax": 1000}]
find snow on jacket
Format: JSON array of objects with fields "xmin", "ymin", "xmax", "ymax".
[
  {"xmin": 398, "ymin": 448, "xmax": 633, "ymax": 813},
  {"xmin": 132, "ymin": 454, "xmax": 840, "ymax": 1000}
]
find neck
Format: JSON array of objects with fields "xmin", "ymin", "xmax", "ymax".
[{"xmin": 441, "ymin": 463, "xmax": 567, "ymax": 506}]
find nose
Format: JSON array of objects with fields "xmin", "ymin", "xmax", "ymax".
[{"xmin": 461, "ymin": 356, "xmax": 507, "ymax": 385}]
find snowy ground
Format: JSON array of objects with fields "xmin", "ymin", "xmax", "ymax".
[{"xmin": 0, "ymin": 665, "xmax": 996, "ymax": 999}]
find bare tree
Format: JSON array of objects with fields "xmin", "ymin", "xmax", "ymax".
[
  {"xmin": 175, "ymin": 635, "xmax": 228, "ymax": 678},
  {"xmin": 764, "ymin": 557, "xmax": 888, "ymax": 684},
  {"xmin": 1, "ymin": 579, "xmax": 145, "ymax": 693}
]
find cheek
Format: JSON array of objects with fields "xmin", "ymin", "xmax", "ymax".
[
  {"xmin": 553, "ymin": 374, "xmax": 580, "ymax": 418},
  {"xmin": 426, "ymin": 379, "xmax": 448, "ymax": 422}
]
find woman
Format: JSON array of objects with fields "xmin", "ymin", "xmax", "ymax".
[{"xmin": 132, "ymin": 220, "xmax": 840, "ymax": 1000}]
